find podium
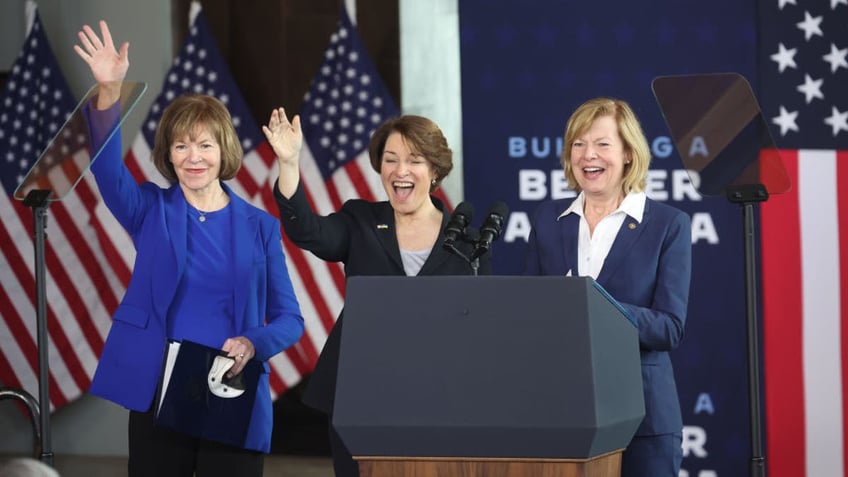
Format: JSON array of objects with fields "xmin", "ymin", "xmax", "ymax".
[{"xmin": 333, "ymin": 276, "xmax": 645, "ymax": 477}]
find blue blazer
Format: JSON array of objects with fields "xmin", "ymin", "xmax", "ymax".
[
  {"xmin": 85, "ymin": 105, "xmax": 304, "ymax": 452},
  {"xmin": 524, "ymin": 197, "xmax": 691, "ymax": 436}
]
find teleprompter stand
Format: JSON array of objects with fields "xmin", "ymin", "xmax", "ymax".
[
  {"xmin": 333, "ymin": 275, "xmax": 645, "ymax": 477},
  {"xmin": 653, "ymin": 73, "xmax": 791, "ymax": 477},
  {"xmin": 0, "ymin": 190, "xmax": 50, "ymax": 462},
  {"xmin": 0, "ymin": 82, "xmax": 146, "ymax": 464}
]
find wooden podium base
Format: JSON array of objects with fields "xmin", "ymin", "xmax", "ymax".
[{"xmin": 357, "ymin": 449, "xmax": 623, "ymax": 477}]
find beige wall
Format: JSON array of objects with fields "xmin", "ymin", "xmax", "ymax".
[{"xmin": 400, "ymin": 0, "xmax": 464, "ymax": 205}]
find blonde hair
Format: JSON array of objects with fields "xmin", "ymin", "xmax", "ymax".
[{"xmin": 561, "ymin": 97, "xmax": 650, "ymax": 194}]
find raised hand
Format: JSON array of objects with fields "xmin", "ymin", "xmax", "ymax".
[
  {"xmin": 73, "ymin": 21, "xmax": 129, "ymax": 107},
  {"xmin": 262, "ymin": 108, "xmax": 303, "ymax": 165},
  {"xmin": 264, "ymin": 108, "xmax": 303, "ymax": 199}
]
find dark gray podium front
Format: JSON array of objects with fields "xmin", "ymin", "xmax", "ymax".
[{"xmin": 333, "ymin": 276, "xmax": 645, "ymax": 477}]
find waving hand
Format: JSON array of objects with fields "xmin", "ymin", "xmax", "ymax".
[
  {"xmin": 263, "ymin": 107, "xmax": 303, "ymax": 198},
  {"xmin": 73, "ymin": 21, "xmax": 129, "ymax": 108}
]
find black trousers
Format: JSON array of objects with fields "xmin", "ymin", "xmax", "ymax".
[{"xmin": 128, "ymin": 409, "xmax": 264, "ymax": 477}]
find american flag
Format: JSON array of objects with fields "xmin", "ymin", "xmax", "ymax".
[
  {"xmin": 759, "ymin": 0, "xmax": 848, "ymax": 475},
  {"xmin": 0, "ymin": 7, "xmax": 114, "ymax": 409}
]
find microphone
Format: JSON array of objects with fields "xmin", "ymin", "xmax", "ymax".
[
  {"xmin": 442, "ymin": 201, "xmax": 474, "ymax": 251},
  {"xmin": 471, "ymin": 201, "xmax": 509, "ymax": 260}
]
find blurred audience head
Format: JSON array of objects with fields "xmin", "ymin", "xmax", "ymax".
[{"xmin": 0, "ymin": 458, "xmax": 60, "ymax": 477}]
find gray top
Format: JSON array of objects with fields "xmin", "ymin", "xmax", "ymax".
[{"xmin": 400, "ymin": 248, "xmax": 432, "ymax": 276}]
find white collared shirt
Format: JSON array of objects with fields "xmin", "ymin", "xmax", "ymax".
[{"xmin": 558, "ymin": 191, "xmax": 647, "ymax": 279}]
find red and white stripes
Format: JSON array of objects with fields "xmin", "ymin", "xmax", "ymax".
[{"xmin": 762, "ymin": 148, "xmax": 848, "ymax": 477}]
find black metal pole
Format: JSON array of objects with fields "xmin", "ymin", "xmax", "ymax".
[
  {"xmin": 727, "ymin": 185, "xmax": 767, "ymax": 477},
  {"xmin": 23, "ymin": 189, "xmax": 53, "ymax": 466},
  {"xmin": 743, "ymin": 201, "xmax": 765, "ymax": 477}
]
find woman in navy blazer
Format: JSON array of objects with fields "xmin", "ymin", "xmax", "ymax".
[
  {"xmin": 264, "ymin": 110, "xmax": 491, "ymax": 476},
  {"xmin": 524, "ymin": 98, "xmax": 691, "ymax": 476},
  {"xmin": 75, "ymin": 22, "xmax": 304, "ymax": 476}
]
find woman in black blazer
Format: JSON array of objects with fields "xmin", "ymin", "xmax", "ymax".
[{"xmin": 264, "ymin": 109, "xmax": 491, "ymax": 476}]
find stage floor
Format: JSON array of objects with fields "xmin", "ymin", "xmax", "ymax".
[{"xmin": 0, "ymin": 454, "xmax": 334, "ymax": 477}]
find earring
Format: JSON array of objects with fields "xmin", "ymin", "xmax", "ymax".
[{"xmin": 431, "ymin": 178, "xmax": 437, "ymax": 186}]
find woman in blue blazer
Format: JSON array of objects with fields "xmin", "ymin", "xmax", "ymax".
[
  {"xmin": 264, "ymin": 109, "xmax": 491, "ymax": 476},
  {"xmin": 75, "ymin": 22, "xmax": 304, "ymax": 476},
  {"xmin": 524, "ymin": 98, "xmax": 691, "ymax": 476}
]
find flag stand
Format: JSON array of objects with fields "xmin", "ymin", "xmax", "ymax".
[
  {"xmin": 726, "ymin": 184, "xmax": 768, "ymax": 477},
  {"xmin": 0, "ymin": 189, "xmax": 53, "ymax": 464}
]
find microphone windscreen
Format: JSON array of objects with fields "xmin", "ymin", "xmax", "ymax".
[
  {"xmin": 486, "ymin": 201, "xmax": 509, "ymax": 219},
  {"xmin": 453, "ymin": 201, "xmax": 474, "ymax": 220}
]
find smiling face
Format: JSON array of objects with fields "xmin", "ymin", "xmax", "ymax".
[
  {"xmin": 152, "ymin": 94, "xmax": 243, "ymax": 184},
  {"xmin": 170, "ymin": 125, "xmax": 222, "ymax": 193},
  {"xmin": 562, "ymin": 98, "xmax": 651, "ymax": 198},
  {"xmin": 568, "ymin": 115, "xmax": 630, "ymax": 201},
  {"xmin": 380, "ymin": 131, "xmax": 436, "ymax": 215}
]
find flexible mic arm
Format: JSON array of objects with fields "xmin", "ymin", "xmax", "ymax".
[{"xmin": 443, "ymin": 230, "xmax": 481, "ymax": 276}]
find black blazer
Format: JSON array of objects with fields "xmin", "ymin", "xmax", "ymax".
[{"xmin": 275, "ymin": 183, "xmax": 491, "ymax": 413}]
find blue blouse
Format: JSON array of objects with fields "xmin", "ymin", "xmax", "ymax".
[{"xmin": 168, "ymin": 203, "xmax": 236, "ymax": 348}]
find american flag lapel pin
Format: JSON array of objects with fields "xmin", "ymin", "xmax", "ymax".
[{"xmin": 377, "ymin": 224, "xmax": 389, "ymax": 229}]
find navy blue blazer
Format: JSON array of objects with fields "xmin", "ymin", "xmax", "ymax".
[
  {"xmin": 85, "ymin": 104, "xmax": 304, "ymax": 452},
  {"xmin": 524, "ymin": 196, "xmax": 691, "ymax": 436}
]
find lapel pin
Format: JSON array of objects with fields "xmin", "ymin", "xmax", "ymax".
[
  {"xmin": 377, "ymin": 224, "xmax": 389, "ymax": 229},
  {"xmin": 628, "ymin": 222, "xmax": 637, "ymax": 230}
]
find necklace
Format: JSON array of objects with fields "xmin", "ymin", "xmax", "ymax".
[
  {"xmin": 190, "ymin": 190, "xmax": 227, "ymax": 223},
  {"xmin": 188, "ymin": 204, "xmax": 211, "ymax": 223}
]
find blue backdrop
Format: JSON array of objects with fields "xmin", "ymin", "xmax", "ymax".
[{"xmin": 459, "ymin": 1, "xmax": 757, "ymax": 475}]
